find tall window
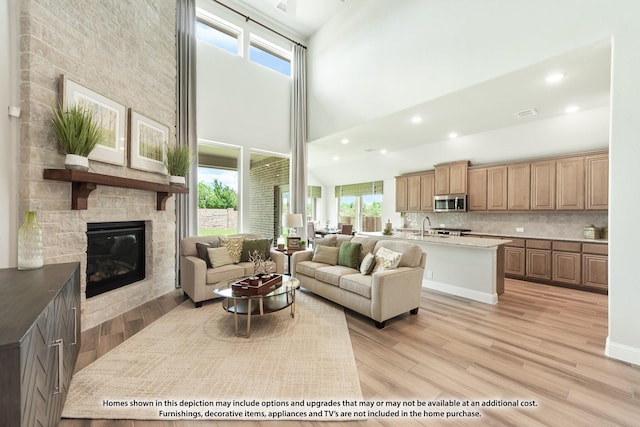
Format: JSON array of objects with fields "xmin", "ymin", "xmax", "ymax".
[
  {"xmin": 335, "ymin": 181, "xmax": 383, "ymax": 232},
  {"xmin": 197, "ymin": 143, "xmax": 240, "ymax": 235},
  {"xmin": 307, "ymin": 186, "xmax": 321, "ymax": 222}
]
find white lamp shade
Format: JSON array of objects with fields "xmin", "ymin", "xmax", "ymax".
[{"xmin": 283, "ymin": 213, "xmax": 303, "ymax": 228}]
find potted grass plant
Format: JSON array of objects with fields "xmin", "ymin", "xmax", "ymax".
[
  {"xmin": 165, "ymin": 144, "xmax": 192, "ymax": 185},
  {"xmin": 51, "ymin": 103, "xmax": 102, "ymax": 171}
]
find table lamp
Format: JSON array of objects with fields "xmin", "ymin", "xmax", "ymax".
[{"xmin": 283, "ymin": 213, "xmax": 303, "ymax": 237}]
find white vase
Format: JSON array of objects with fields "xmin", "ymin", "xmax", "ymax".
[
  {"xmin": 169, "ymin": 175, "xmax": 185, "ymax": 186},
  {"xmin": 65, "ymin": 154, "xmax": 89, "ymax": 171}
]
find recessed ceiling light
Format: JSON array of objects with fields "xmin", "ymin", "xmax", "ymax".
[
  {"xmin": 565, "ymin": 105, "xmax": 579, "ymax": 113},
  {"xmin": 340, "ymin": 138, "xmax": 349, "ymax": 144},
  {"xmin": 545, "ymin": 72, "xmax": 565, "ymax": 84},
  {"xmin": 333, "ymin": 156, "xmax": 340, "ymax": 161},
  {"xmin": 411, "ymin": 116, "xmax": 423, "ymax": 124},
  {"xmin": 380, "ymin": 149, "xmax": 387, "ymax": 154},
  {"xmin": 448, "ymin": 132, "xmax": 458, "ymax": 139}
]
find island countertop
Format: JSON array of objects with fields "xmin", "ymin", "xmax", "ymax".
[{"xmin": 358, "ymin": 231, "xmax": 510, "ymax": 248}]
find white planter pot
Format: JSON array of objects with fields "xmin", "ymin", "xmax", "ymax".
[
  {"xmin": 169, "ymin": 175, "xmax": 186, "ymax": 186},
  {"xmin": 65, "ymin": 154, "xmax": 89, "ymax": 171}
]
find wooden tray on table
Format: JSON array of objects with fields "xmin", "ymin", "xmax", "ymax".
[{"xmin": 231, "ymin": 273, "xmax": 283, "ymax": 296}]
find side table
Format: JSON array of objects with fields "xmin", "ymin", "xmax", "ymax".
[{"xmin": 275, "ymin": 248, "xmax": 302, "ymax": 275}]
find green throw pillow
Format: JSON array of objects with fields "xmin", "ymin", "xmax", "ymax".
[
  {"xmin": 240, "ymin": 238, "xmax": 270, "ymax": 262},
  {"xmin": 338, "ymin": 242, "xmax": 362, "ymax": 269}
]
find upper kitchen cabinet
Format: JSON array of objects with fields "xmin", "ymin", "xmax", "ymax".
[
  {"xmin": 420, "ymin": 172, "xmax": 435, "ymax": 211},
  {"xmin": 557, "ymin": 156, "xmax": 585, "ymax": 210},
  {"xmin": 487, "ymin": 166, "xmax": 508, "ymax": 210},
  {"xmin": 531, "ymin": 160, "xmax": 556, "ymax": 210},
  {"xmin": 435, "ymin": 161, "xmax": 468, "ymax": 195},
  {"xmin": 585, "ymin": 153, "xmax": 608, "ymax": 210},
  {"xmin": 407, "ymin": 175, "xmax": 421, "ymax": 211},
  {"xmin": 508, "ymin": 163, "xmax": 531, "ymax": 210},
  {"xmin": 395, "ymin": 176, "xmax": 408, "ymax": 212},
  {"xmin": 395, "ymin": 173, "xmax": 431, "ymax": 212},
  {"xmin": 468, "ymin": 168, "xmax": 487, "ymax": 211}
]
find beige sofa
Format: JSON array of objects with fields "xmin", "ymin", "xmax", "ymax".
[
  {"xmin": 180, "ymin": 233, "xmax": 285, "ymax": 307},
  {"xmin": 291, "ymin": 234, "xmax": 426, "ymax": 328}
]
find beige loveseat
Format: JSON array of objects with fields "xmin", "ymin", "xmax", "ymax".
[
  {"xmin": 291, "ymin": 234, "xmax": 426, "ymax": 328},
  {"xmin": 180, "ymin": 233, "xmax": 285, "ymax": 307}
]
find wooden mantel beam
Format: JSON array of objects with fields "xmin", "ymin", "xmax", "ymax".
[{"xmin": 43, "ymin": 169, "xmax": 189, "ymax": 211}]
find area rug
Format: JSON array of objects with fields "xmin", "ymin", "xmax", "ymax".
[{"xmin": 62, "ymin": 290, "xmax": 363, "ymax": 421}]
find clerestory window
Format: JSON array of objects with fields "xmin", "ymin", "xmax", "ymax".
[
  {"xmin": 249, "ymin": 34, "xmax": 291, "ymax": 76},
  {"xmin": 196, "ymin": 11, "xmax": 242, "ymax": 56}
]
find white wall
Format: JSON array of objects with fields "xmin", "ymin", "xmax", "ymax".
[
  {"xmin": 307, "ymin": 0, "xmax": 640, "ymax": 365},
  {"xmin": 196, "ymin": 41, "xmax": 291, "ymax": 153},
  {"xmin": 0, "ymin": 0, "xmax": 19, "ymax": 268}
]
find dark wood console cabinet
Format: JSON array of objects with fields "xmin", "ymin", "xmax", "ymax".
[{"xmin": 0, "ymin": 263, "xmax": 80, "ymax": 427}]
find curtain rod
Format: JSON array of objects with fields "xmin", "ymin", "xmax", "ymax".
[{"xmin": 211, "ymin": 0, "xmax": 307, "ymax": 49}]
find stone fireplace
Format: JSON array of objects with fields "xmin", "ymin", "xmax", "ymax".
[
  {"xmin": 18, "ymin": 1, "xmax": 178, "ymax": 330},
  {"xmin": 35, "ymin": 185, "xmax": 178, "ymax": 330}
]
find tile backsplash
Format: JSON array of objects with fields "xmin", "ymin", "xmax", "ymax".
[{"xmin": 403, "ymin": 211, "xmax": 608, "ymax": 240}]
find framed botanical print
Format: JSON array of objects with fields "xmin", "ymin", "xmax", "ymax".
[
  {"xmin": 61, "ymin": 76, "xmax": 126, "ymax": 165},
  {"xmin": 128, "ymin": 110, "xmax": 168, "ymax": 175}
]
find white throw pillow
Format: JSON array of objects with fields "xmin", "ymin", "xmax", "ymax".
[
  {"xmin": 360, "ymin": 252, "xmax": 376, "ymax": 275},
  {"xmin": 207, "ymin": 247, "xmax": 234, "ymax": 268},
  {"xmin": 373, "ymin": 247, "xmax": 402, "ymax": 273}
]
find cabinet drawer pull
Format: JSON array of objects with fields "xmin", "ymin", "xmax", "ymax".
[
  {"xmin": 52, "ymin": 338, "xmax": 63, "ymax": 394},
  {"xmin": 72, "ymin": 306, "xmax": 78, "ymax": 345}
]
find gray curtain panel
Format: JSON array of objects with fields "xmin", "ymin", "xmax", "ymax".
[
  {"xmin": 290, "ymin": 44, "xmax": 308, "ymax": 241},
  {"xmin": 176, "ymin": 0, "xmax": 198, "ymax": 287}
]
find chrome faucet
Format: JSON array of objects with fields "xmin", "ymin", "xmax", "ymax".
[{"xmin": 421, "ymin": 216, "xmax": 431, "ymax": 237}]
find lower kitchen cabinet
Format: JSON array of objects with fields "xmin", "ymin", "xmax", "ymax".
[
  {"xmin": 583, "ymin": 254, "xmax": 608, "ymax": 290},
  {"xmin": 505, "ymin": 247, "xmax": 525, "ymax": 276},
  {"xmin": 0, "ymin": 263, "xmax": 80, "ymax": 427},
  {"xmin": 526, "ymin": 249, "xmax": 552, "ymax": 280},
  {"xmin": 582, "ymin": 243, "xmax": 608, "ymax": 290},
  {"xmin": 504, "ymin": 238, "xmax": 525, "ymax": 276},
  {"xmin": 552, "ymin": 241, "xmax": 582, "ymax": 286},
  {"xmin": 498, "ymin": 236, "xmax": 607, "ymax": 293},
  {"xmin": 552, "ymin": 251, "xmax": 581, "ymax": 285}
]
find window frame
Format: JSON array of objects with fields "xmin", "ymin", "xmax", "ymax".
[
  {"xmin": 195, "ymin": 9, "xmax": 243, "ymax": 56},
  {"xmin": 248, "ymin": 33, "xmax": 292, "ymax": 76}
]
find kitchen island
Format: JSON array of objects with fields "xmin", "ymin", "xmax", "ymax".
[{"xmin": 359, "ymin": 231, "xmax": 510, "ymax": 304}]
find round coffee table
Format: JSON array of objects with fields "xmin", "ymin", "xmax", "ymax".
[{"xmin": 214, "ymin": 275, "xmax": 300, "ymax": 338}]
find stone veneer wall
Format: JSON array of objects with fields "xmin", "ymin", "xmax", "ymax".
[
  {"xmin": 250, "ymin": 157, "xmax": 290, "ymax": 241},
  {"xmin": 19, "ymin": 0, "xmax": 177, "ymax": 329}
]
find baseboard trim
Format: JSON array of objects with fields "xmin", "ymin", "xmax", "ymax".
[
  {"xmin": 605, "ymin": 336, "xmax": 640, "ymax": 366},
  {"xmin": 422, "ymin": 280, "xmax": 498, "ymax": 304}
]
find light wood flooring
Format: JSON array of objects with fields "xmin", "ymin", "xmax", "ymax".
[{"xmin": 59, "ymin": 279, "xmax": 640, "ymax": 427}]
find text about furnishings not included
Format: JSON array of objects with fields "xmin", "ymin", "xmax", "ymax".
[{"xmin": 102, "ymin": 397, "xmax": 539, "ymax": 420}]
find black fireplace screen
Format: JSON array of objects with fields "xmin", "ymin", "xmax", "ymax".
[{"xmin": 86, "ymin": 221, "xmax": 146, "ymax": 298}]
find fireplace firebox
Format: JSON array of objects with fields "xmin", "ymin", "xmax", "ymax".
[{"xmin": 86, "ymin": 221, "xmax": 146, "ymax": 298}]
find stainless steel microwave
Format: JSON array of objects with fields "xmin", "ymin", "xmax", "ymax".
[{"xmin": 434, "ymin": 195, "xmax": 467, "ymax": 212}]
